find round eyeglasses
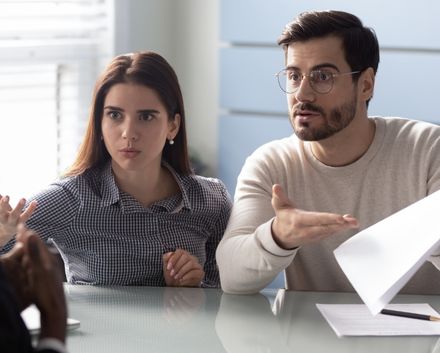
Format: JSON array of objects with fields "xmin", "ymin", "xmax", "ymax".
[{"xmin": 275, "ymin": 68, "xmax": 361, "ymax": 94}]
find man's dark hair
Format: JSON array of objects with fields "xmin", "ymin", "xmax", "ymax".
[{"xmin": 278, "ymin": 10, "xmax": 379, "ymax": 76}]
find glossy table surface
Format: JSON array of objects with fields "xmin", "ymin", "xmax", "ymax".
[{"xmin": 64, "ymin": 285, "xmax": 440, "ymax": 353}]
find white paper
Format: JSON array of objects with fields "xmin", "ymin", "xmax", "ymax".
[
  {"xmin": 334, "ymin": 190, "xmax": 440, "ymax": 315},
  {"xmin": 21, "ymin": 304, "xmax": 80, "ymax": 334},
  {"xmin": 317, "ymin": 303, "xmax": 440, "ymax": 337}
]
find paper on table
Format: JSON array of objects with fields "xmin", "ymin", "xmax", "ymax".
[
  {"xmin": 21, "ymin": 304, "xmax": 80, "ymax": 335},
  {"xmin": 316, "ymin": 303, "xmax": 440, "ymax": 337},
  {"xmin": 334, "ymin": 190, "xmax": 440, "ymax": 315}
]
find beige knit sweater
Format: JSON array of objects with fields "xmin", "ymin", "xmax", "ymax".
[{"xmin": 217, "ymin": 117, "xmax": 440, "ymax": 294}]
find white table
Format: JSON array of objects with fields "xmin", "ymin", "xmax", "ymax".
[{"xmin": 64, "ymin": 285, "xmax": 440, "ymax": 353}]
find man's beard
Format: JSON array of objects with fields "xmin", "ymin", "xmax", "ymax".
[{"xmin": 291, "ymin": 95, "xmax": 357, "ymax": 141}]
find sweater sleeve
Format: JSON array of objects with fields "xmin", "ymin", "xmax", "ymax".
[
  {"xmin": 216, "ymin": 147, "xmax": 297, "ymax": 294},
  {"xmin": 424, "ymin": 126, "xmax": 440, "ymax": 268}
]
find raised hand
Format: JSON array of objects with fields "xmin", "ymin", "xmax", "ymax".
[
  {"xmin": 0, "ymin": 241, "xmax": 32, "ymax": 311},
  {"xmin": 18, "ymin": 225, "xmax": 67, "ymax": 342},
  {"xmin": 0, "ymin": 195, "xmax": 37, "ymax": 246},
  {"xmin": 271, "ymin": 184, "xmax": 359, "ymax": 249},
  {"xmin": 163, "ymin": 249, "xmax": 204, "ymax": 287}
]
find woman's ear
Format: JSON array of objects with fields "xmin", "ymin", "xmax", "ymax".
[{"xmin": 168, "ymin": 113, "xmax": 181, "ymax": 139}]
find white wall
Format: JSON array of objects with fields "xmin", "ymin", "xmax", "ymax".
[{"xmin": 112, "ymin": 0, "xmax": 219, "ymax": 176}]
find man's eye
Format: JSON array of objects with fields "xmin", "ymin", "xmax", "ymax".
[
  {"xmin": 288, "ymin": 71, "xmax": 301, "ymax": 82},
  {"xmin": 313, "ymin": 71, "xmax": 333, "ymax": 82}
]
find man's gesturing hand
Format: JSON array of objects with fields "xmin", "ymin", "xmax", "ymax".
[{"xmin": 270, "ymin": 184, "xmax": 359, "ymax": 250}]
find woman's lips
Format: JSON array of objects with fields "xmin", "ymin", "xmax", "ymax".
[{"xmin": 119, "ymin": 148, "xmax": 140, "ymax": 158}]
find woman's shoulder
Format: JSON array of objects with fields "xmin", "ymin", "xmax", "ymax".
[
  {"xmin": 182, "ymin": 174, "xmax": 231, "ymax": 203},
  {"xmin": 42, "ymin": 166, "xmax": 105, "ymax": 201},
  {"xmin": 184, "ymin": 173, "xmax": 228, "ymax": 191},
  {"xmin": 26, "ymin": 175, "xmax": 80, "ymax": 205}
]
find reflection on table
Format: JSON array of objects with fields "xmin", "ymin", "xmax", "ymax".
[
  {"xmin": 216, "ymin": 289, "xmax": 440, "ymax": 353},
  {"xmin": 65, "ymin": 285, "xmax": 224, "ymax": 353},
  {"xmin": 65, "ymin": 285, "xmax": 440, "ymax": 353}
]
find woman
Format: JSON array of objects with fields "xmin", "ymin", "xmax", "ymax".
[{"xmin": 0, "ymin": 52, "xmax": 231, "ymax": 287}]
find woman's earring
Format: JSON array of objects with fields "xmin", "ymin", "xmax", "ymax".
[{"xmin": 168, "ymin": 138, "xmax": 174, "ymax": 145}]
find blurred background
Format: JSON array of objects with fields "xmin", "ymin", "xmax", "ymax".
[{"xmin": 1, "ymin": 0, "xmax": 439, "ymax": 204}]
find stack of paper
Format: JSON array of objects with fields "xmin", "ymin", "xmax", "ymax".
[
  {"xmin": 316, "ymin": 303, "xmax": 440, "ymax": 337},
  {"xmin": 21, "ymin": 304, "xmax": 80, "ymax": 335},
  {"xmin": 334, "ymin": 190, "xmax": 440, "ymax": 315}
]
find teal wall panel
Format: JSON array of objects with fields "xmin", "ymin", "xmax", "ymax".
[
  {"xmin": 219, "ymin": 114, "xmax": 292, "ymax": 196},
  {"xmin": 221, "ymin": 0, "xmax": 440, "ymax": 49},
  {"xmin": 220, "ymin": 47, "xmax": 286, "ymax": 114}
]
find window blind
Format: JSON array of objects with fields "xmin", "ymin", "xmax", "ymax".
[{"xmin": 0, "ymin": 0, "xmax": 112, "ymax": 203}]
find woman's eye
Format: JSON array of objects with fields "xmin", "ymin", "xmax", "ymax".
[{"xmin": 108, "ymin": 111, "xmax": 121, "ymax": 120}]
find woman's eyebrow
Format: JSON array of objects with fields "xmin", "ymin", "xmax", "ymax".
[
  {"xmin": 103, "ymin": 105, "xmax": 123, "ymax": 111},
  {"xmin": 137, "ymin": 109, "xmax": 159, "ymax": 114}
]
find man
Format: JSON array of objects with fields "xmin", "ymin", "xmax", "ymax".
[
  {"xmin": 216, "ymin": 10, "xmax": 440, "ymax": 294},
  {"xmin": 0, "ymin": 225, "xmax": 67, "ymax": 352}
]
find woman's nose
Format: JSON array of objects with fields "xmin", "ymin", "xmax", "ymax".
[{"xmin": 122, "ymin": 120, "xmax": 139, "ymax": 141}]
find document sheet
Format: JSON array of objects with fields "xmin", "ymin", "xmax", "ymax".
[
  {"xmin": 333, "ymin": 190, "xmax": 440, "ymax": 315},
  {"xmin": 316, "ymin": 303, "xmax": 440, "ymax": 337},
  {"xmin": 21, "ymin": 304, "xmax": 80, "ymax": 334}
]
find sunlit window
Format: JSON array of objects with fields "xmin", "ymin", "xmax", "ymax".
[{"xmin": 0, "ymin": 0, "xmax": 112, "ymax": 204}]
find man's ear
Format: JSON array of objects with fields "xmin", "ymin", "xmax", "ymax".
[{"xmin": 358, "ymin": 67, "xmax": 375, "ymax": 102}]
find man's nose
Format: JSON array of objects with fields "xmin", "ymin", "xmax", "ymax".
[{"xmin": 294, "ymin": 76, "xmax": 315, "ymax": 102}]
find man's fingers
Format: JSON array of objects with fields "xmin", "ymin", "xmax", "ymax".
[
  {"xmin": 272, "ymin": 184, "xmax": 295, "ymax": 211},
  {"xmin": 301, "ymin": 221, "xmax": 358, "ymax": 239},
  {"xmin": 294, "ymin": 210, "xmax": 348, "ymax": 227},
  {"xmin": 342, "ymin": 214, "xmax": 359, "ymax": 227}
]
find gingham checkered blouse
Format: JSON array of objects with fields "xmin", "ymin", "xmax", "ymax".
[{"xmin": 2, "ymin": 162, "xmax": 231, "ymax": 287}]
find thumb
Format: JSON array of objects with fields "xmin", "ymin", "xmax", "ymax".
[
  {"xmin": 1, "ymin": 241, "xmax": 24, "ymax": 263},
  {"xmin": 271, "ymin": 184, "xmax": 295, "ymax": 211}
]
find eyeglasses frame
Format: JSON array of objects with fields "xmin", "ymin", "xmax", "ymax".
[{"xmin": 275, "ymin": 68, "xmax": 361, "ymax": 94}]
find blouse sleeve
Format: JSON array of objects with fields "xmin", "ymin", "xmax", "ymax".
[{"xmin": 1, "ymin": 179, "xmax": 79, "ymax": 254}]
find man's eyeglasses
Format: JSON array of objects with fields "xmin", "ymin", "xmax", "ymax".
[{"xmin": 275, "ymin": 68, "xmax": 361, "ymax": 94}]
